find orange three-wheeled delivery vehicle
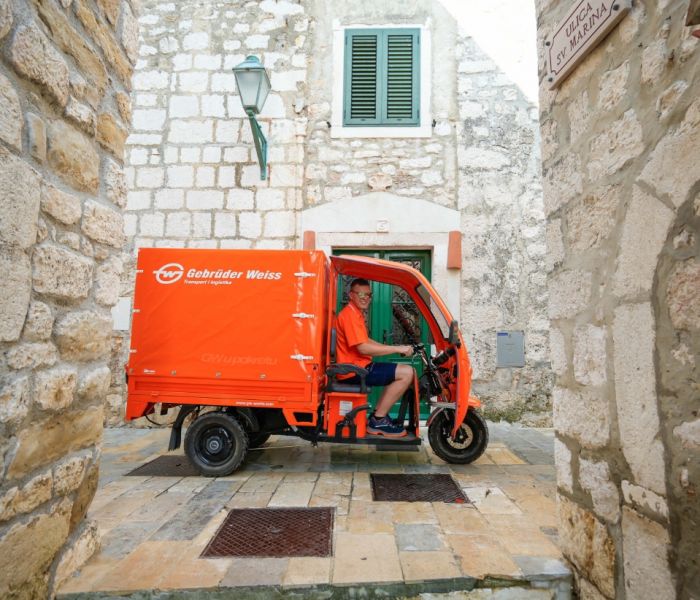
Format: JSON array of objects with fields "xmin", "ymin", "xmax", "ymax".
[{"xmin": 126, "ymin": 249, "xmax": 488, "ymax": 475}]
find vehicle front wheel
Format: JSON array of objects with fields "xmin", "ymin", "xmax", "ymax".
[
  {"xmin": 184, "ymin": 412, "xmax": 248, "ymax": 476},
  {"xmin": 428, "ymin": 409, "xmax": 488, "ymax": 465}
]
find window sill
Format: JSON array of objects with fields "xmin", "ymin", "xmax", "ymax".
[{"xmin": 330, "ymin": 123, "xmax": 433, "ymax": 139}]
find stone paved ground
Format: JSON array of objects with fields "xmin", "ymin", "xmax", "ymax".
[{"xmin": 57, "ymin": 423, "xmax": 571, "ymax": 599}]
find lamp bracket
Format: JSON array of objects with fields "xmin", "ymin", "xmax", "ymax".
[{"xmin": 246, "ymin": 110, "xmax": 267, "ymax": 181}]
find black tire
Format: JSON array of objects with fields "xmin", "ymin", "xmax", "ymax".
[
  {"xmin": 428, "ymin": 409, "xmax": 489, "ymax": 464},
  {"xmin": 248, "ymin": 432, "xmax": 271, "ymax": 448},
  {"xmin": 184, "ymin": 412, "xmax": 248, "ymax": 476}
]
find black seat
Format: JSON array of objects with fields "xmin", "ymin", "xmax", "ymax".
[{"xmin": 326, "ymin": 327, "xmax": 370, "ymax": 394}]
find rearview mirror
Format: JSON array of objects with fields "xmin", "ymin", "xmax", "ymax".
[{"xmin": 448, "ymin": 320, "xmax": 460, "ymax": 346}]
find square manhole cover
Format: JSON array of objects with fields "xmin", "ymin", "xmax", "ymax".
[
  {"xmin": 125, "ymin": 455, "xmax": 200, "ymax": 477},
  {"xmin": 370, "ymin": 473, "xmax": 469, "ymax": 503},
  {"xmin": 201, "ymin": 507, "xmax": 334, "ymax": 558}
]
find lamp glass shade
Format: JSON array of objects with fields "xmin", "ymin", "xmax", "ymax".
[{"xmin": 233, "ymin": 55, "xmax": 271, "ymax": 114}]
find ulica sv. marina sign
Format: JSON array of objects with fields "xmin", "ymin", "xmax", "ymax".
[{"xmin": 545, "ymin": 0, "xmax": 631, "ymax": 89}]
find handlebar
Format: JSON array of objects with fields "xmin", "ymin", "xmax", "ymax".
[
  {"xmin": 432, "ymin": 346, "xmax": 456, "ymax": 366},
  {"xmin": 409, "ymin": 343, "xmax": 455, "ymax": 367}
]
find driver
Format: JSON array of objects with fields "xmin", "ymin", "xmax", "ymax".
[{"xmin": 335, "ymin": 278, "xmax": 415, "ymax": 437}]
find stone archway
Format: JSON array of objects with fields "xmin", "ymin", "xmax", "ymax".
[{"xmin": 655, "ymin": 186, "xmax": 700, "ymax": 598}]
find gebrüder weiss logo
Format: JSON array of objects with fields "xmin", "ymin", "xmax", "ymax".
[{"xmin": 153, "ymin": 263, "xmax": 184, "ymax": 284}]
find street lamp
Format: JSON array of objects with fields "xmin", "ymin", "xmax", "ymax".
[{"xmin": 232, "ymin": 55, "xmax": 271, "ymax": 180}]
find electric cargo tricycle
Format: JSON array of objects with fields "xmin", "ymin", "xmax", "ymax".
[{"xmin": 126, "ymin": 249, "xmax": 488, "ymax": 475}]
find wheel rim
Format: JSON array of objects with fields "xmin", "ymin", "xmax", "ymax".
[
  {"xmin": 197, "ymin": 425, "xmax": 234, "ymax": 466},
  {"xmin": 442, "ymin": 419, "xmax": 474, "ymax": 450}
]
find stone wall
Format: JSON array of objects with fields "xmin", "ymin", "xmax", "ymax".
[
  {"xmin": 124, "ymin": 0, "xmax": 308, "ymax": 252},
  {"xmin": 119, "ymin": 0, "xmax": 552, "ymax": 427},
  {"xmin": 456, "ymin": 34, "xmax": 551, "ymax": 425},
  {"xmin": 536, "ymin": 0, "xmax": 699, "ymax": 597},
  {"xmin": 114, "ymin": 0, "xmax": 310, "ymax": 424},
  {"xmin": 0, "ymin": 0, "xmax": 135, "ymax": 596},
  {"xmin": 303, "ymin": 0, "xmax": 551, "ymax": 425}
]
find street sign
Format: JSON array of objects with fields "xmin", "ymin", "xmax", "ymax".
[{"xmin": 545, "ymin": 0, "xmax": 631, "ymax": 89}]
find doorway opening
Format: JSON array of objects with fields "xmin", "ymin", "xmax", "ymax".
[{"xmin": 333, "ymin": 249, "xmax": 432, "ymax": 418}]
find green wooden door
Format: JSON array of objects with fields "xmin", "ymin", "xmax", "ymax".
[{"xmin": 333, "ymin": 249, "xmax": 431, "ymax": 418}]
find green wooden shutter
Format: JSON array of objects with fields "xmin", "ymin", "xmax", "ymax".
[
  {"xmin": 383, "ymin": 30, "xmax": 420, "ymax": 125},
  {"xmin": 344, "ymin": 30, "xmax": 380, "ymax": 125},
  {"xmin": 344, "ymin": 28, "xmax": 420, "ymax": 127}
]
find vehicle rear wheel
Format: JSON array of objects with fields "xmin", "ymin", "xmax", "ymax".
[
  {"xmin": 185, "ymin": 412, "xmax": 248, "ymax": 476},
  {"xmin": 428, "ymin": 409, "xmax": 488, "ymax": 464},
  {"xmin": 248, "ymin": 432, "xmax": 271, "ymax": 448}
]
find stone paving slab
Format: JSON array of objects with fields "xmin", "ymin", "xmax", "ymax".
[{"xmin": 57, "ymin": 423, "xmax": 570, "ymax": 599}]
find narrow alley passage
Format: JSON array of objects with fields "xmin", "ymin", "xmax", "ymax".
[{"xmin": 58, "ymin": 423, "xmax": 570, "ymax": 598}]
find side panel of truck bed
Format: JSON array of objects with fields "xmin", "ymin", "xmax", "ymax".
[{"xmin": 126, "ymin": 249, "xmax": 327, "ymax": 418}]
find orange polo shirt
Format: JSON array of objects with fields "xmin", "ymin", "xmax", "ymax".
[{"xmin": 335, "ymin": 303, "xmax": 371, "ymax": 372}]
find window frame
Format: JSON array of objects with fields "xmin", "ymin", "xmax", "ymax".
[
  {"xmin": 343, "ymin": 28, "xmax": 421, "ymax": 128},
  {"xmin": 331, "ymin": 23, "xmax": 432, "ymax": 139}
]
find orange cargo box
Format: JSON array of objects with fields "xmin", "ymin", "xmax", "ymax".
[{"xmin": 126, "ymin": 249, "xmax": 329, "ymax": 419}]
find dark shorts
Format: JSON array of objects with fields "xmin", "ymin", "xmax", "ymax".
[{"xmin": 346, "ymin": 362, "xmax": 397, "ymax": 387}]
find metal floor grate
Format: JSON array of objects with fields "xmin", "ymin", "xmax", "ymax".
[
  {"xmin": 201, "ymin": 507, "xmax": 334, "ymax": 558},
  {"xmin": 370, "ymin": 473, "xmax": 469, "ymax": 503},
  {"xmin": 125, "ymin": 455, "xmax": 200, "ymax": 477}
]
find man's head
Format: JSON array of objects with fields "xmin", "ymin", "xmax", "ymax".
[{"xmin": 349, "ymin": 278, "xmax": 372, "ymax": 310}]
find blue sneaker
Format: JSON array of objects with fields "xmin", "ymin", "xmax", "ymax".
[{"xmin": 367, "ymin": 415, "xmax": 407, "ymax": 438}]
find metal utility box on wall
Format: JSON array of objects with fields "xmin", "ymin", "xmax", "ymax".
[{"xmin": 496, "ymin": 331, "xmax": 525, "ymax": 367}]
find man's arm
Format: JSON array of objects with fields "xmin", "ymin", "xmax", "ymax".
[{"xmin": 356, "ymin": 339, "xmax": 413, "ymax": 357}]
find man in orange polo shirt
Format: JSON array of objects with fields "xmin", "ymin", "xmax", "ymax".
[{"xmin": 336, "ymin": 278, "xmax": 415, "ymax": 437}]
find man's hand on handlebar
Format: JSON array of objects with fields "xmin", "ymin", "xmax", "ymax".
[{"xmin": 397, "ymin": 345, "xmax": 414, "ymax": 357}]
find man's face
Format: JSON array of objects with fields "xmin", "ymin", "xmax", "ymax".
[{"xmin": 349, "ymin": 284, "xmax": 372, "ymax": 311}]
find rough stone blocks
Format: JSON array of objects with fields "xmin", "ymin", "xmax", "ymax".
[
  {"xmin": 7, "ymin": 406, "xmax": 103, "ymax": 480},
  {"xmin": 0, "ymin": 71, "xmax": 22, "ymax": 150},
  {"xmin": 639, "ymin": 98, "xmax": 700, "ymax": 206},
  {"xmin": 41, "ymin": 184, "xmax": 82, "ymax": 226},
  {"xmin": 553, "ymin": 387, "xmax": 609, "ymax": 449},
  {"xmin": 621, "ymin": 507, "xmax": 674, "ymax": 599},
  {"xmin": 32, "ymin": 245, "xmax": 93, "ymax": 300},
  {"xmin": 54, "ymin": 311, "xmax": 113, "ymax": 361},
  {"xmin": 82, "ymin": 200, "xmax": 125, "ymax": 247},
  {"xmin": 613, "ymin": 187, "xmax": 673, "ymax": 298},
  {"xmin": 0, "ymin": 147, "xmax": 41, "ymax": 250},
  {"xmin": 0, "ymin": 499, "xmax": 71, "ymax": 598},
  {"xmin": 9, "ymin": 23, "xmax": 69, "ymax": 107},
  {"xmin": 557, "ymin": 495, "xmax": 615, "ymax": 598},
  {"xmin": 0, "ymin": 250, "xmax": 32, "ymax": 342},
  {"xmin": 48, "ymin": 121, "xmax": 99, "ymax": 193},
  {"xmin": 613, "ymin": 303, "xmax": 666, "ymax": 496}
]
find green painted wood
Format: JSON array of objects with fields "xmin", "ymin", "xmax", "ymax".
[
  {"xmin": 344, "ymin": 30, "xmax": 380, "ymax": 125},
  {"xmin": 333, "ymin": 249, "xmax": 432, "ymax": 419},
  {"xmin": 343, "ymin": 29, "xmax": 420, "ymax": 127},
  {"xmin": 383, "ymin": 31, "xmax": 419, "ymax": 124}
]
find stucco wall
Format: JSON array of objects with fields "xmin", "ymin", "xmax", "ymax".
[
  {"xmin": 535, "ymin": 0, "xmax": 699, "ymax": 597},
  {"xmin": 0, "ymin": 0, "xmax": 135, "ymax": 595},
  {"xmin": 120, "ymin": 0, "xmax": 551, "ymax": 426}
]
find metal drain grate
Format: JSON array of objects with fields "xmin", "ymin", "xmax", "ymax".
[
  {"xmin": 370, "ymin": 473, "xmax": 469, "ymax": 503},
  {"xmin": 125, "ymin": 455, "xmax": 200, "ymax": 477},
  {"xmin": 201, "ymin": 507, "xmax": 334, "ymax": 558}
]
